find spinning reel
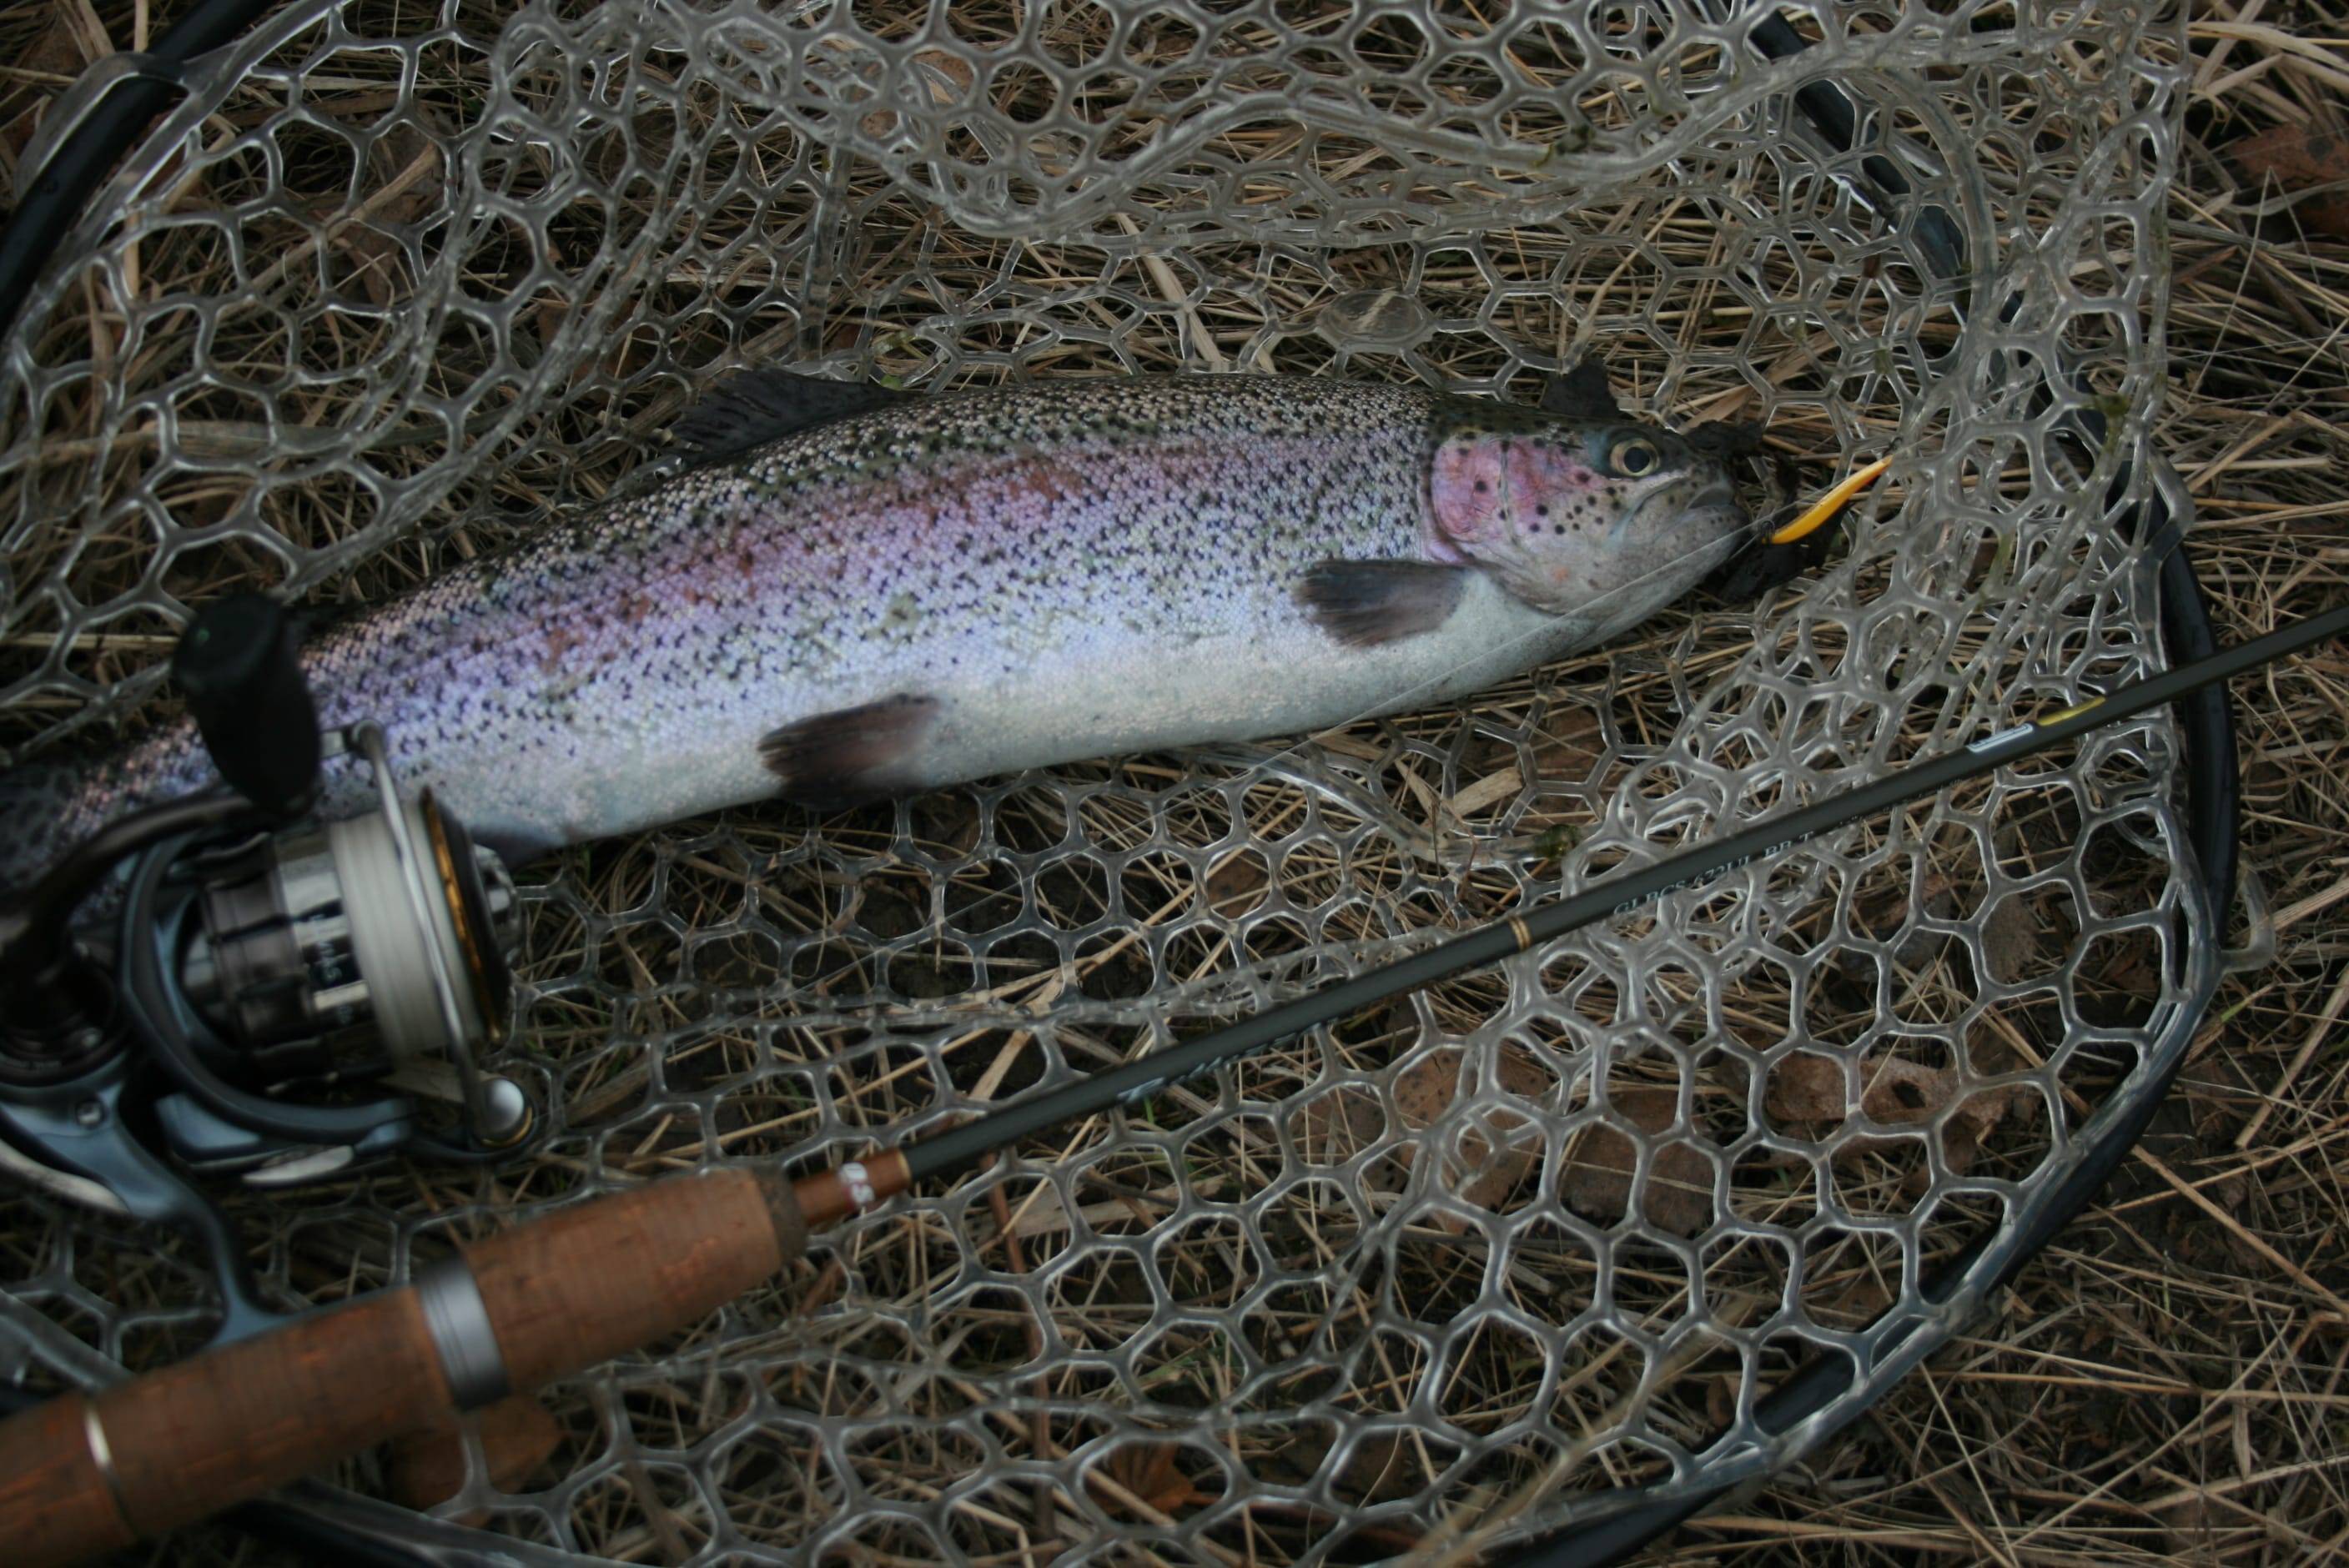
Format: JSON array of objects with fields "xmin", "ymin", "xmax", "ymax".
[{"xmin": 0, "ymin": 597, "xmax": 530, "ymax": 1342}]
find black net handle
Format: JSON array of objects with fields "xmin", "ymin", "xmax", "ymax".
[{"xmin": 0, "ymin": 0, "xmax": 279, "ymax": 346}]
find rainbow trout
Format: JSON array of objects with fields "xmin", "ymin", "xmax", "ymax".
[{"xmin": 3, "ymin": 371, "xmax": 1746, "ymax": 883}]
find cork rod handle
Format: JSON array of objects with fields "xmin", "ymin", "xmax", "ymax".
[{"xmin": 0, "ymin": 1163, "xmax": 831, "ymax": 1568}]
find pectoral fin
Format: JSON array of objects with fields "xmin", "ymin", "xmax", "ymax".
[
  {"xmin": 762, "ymin": 693, "xmax": 940, "ymax": 808},
  {"xmin": 1296, "ymin": 560, "xmax": 1470, "ymax": 649}
]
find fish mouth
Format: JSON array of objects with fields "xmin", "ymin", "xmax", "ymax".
[
  {"xmin": 1664, "ymin": 480, "xmax": 1750, "ymax": 540},
  {"xmin": 1610, "ymin": 479, "xmax": 1747, "ymax": 548}
]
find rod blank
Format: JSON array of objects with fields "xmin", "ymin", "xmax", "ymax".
[{"xmin": 902, "ymin": 600, "xmax": 2349, "ymax": 1184}]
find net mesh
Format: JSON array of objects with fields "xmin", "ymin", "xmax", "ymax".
[{"xmin": 0, "ymin": 1, "xmax": 2206, "ymax": 1560}]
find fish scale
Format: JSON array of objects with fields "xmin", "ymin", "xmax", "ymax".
[{"xmin": 3, "ymin": 374, "xmax": 1745, "ymax": 884}]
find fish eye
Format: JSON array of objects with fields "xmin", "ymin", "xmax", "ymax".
[{"xmin": 1611, "ymin": 437, "xmax": 1661, "ymax": 478}]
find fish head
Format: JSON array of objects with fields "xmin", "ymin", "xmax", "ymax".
[{"xmin": 1426, "ymin": 411, "xmax": 1748, "ymax": 618}]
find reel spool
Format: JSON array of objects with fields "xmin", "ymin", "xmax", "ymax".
[
  {"xmin": 0, "ymin": 596, "xmax": 528, "ymax": 1339},
  {"xmin": 174, "ymin": 791, "xmax": 521, "ymax": 1139}
]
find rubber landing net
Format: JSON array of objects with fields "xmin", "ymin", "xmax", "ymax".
[{"xmin": 0, "ymin": 3, "xmax": 2214, "ymax": 1562}]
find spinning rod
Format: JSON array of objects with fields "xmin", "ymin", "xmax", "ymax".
[{"xmin": 0, "ymin": 601, "xmax": 2340, "ymax": 1567}]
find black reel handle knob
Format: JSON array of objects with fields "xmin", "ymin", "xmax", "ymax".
[{"xmin": 173, "ymin": 596, "xmax": 319, "ymax": 817}]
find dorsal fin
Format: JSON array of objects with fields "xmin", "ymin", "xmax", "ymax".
[
  {"xmin": 1541, "ymin": 357, "xmax": 1624, "ymax": 423},
  {"xmin": 672, "ymin": 370, "xmax": 914, "ymax": 468}
]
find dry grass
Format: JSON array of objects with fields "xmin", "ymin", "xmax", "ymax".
[
  {"xmin": 1, "ymin": 1, "xmax": 2346, "ymax": 1564},
  {"xmin": 1642, "ymin": 23, "xmax": 2349, "ymax": 1566}
]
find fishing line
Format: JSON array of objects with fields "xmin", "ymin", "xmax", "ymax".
[{"xmin": 868, "ymin": 602, "xmax": 2345, "ymax": 1188}]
